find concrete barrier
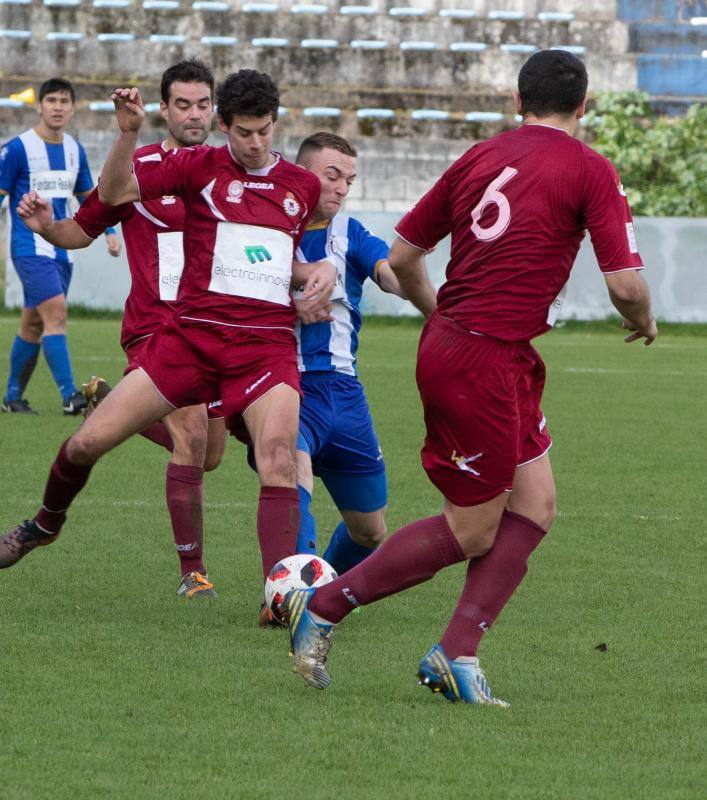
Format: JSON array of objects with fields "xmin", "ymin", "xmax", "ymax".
[{"xmin": 4, "ymin": 211, "xmax": 705, "ymax": 323}]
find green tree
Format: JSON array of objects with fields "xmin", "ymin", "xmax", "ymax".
[{"xmin": 584, "ymin": 92, "xmax": 707, "ymax": 217}]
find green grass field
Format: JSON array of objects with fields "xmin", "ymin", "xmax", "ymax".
[{"xmin": 0, "ymin": 315, "xmax": 705, "ymax": 800}]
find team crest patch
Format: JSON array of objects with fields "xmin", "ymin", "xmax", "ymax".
[
  {"xmin": 283, "ymin": 192, "xmax": 300, "ymax": 217},
  {"xmin": 227, "ymin": 180, "xmax": 244, "ymax": 203}
]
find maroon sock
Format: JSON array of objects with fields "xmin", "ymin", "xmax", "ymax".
[
  {"xmin": 257, "ymin": 486, "xmax": 299, "ymax": 580},
  {"xmin": 439, "ymin": 510, "xmax": 547, "ymax": 659},
  {"xmin": 165, "ymin": 463, "xmax": 205, "ymax": 576},
  {"xmin": 35, "ymin": 439, "xmax": 93, "ymax": 533},
  {"xmin": 140, "ymin": 421, "xmax": 174, "ymax": 452},
  {"xmin": 309, "ymin": 514, "xmax": 465, "ymax": 624}
]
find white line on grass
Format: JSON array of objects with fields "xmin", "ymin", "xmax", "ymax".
[{"xmin": 564, "ymin": 367, "xmax": 707, "ymax": 377}]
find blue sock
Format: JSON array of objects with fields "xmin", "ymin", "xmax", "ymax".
[
  {"xmin": 5, "ymin": 336, "xmax": 40, "ymax": 402},
  {"xmin": 42, "ymin": 334, "xmax": 76, "ymax": 402},
  {"xmin": 296, "ymin": 484, "xmax": 317, "ymax": 554},
  {"xmin": 323, "ymin": 521, "xmax": 376, "ymax": 576}
]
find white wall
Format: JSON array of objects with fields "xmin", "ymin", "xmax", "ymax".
[{"xmin": 4, "ymin": 214, "xmax": 707, "ymax": 323}]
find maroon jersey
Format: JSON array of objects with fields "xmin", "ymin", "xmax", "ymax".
[
  {"xmin": 132, "ymin": 145, "xmax": 320, "ymax": 331},
  {"xmin": 396, "ymin": 125, "xmax": 644, "ymax": 342},
  {"xmin": 74, "ymin": 141, "xmax": 185, "ymax": 349}
]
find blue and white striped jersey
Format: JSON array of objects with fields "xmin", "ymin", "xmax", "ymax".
[
  {"xmin": 296, "ymin": 213, "xmax": 389, "ymax": 376},
  {"xmin": 0, "ymin": 128, "xmax": 93, "ymax": 263}
]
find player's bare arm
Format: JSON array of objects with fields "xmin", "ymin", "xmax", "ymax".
[
  {"xmin": 98, "ymin": 87, "xmax": 144, "ymax": 205},
  {"xmin": 604, "ymin": 270, "xmax": 658, "ymax": 345},
  {"xmin": 375, "ymin": 260, "xmax": 408, "ymax": 300},
  {"xmin": 388, "ymin": 237, "xmax": 437, "ymax": 318},
  {"xmin": 18, "ymin": 190, "xmax": 99, "ymax": 250}
]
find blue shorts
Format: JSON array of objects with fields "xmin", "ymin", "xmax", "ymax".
[
  {"xmin": 299, "ymin": 371, "xmax": 387, "ymax": 514},
  {"xmin": 12, "ymin": 255, "xmax": 72, "ymax": 308}
]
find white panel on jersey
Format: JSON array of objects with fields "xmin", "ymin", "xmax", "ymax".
[
  {"xmin": 30, "ymin": 170, "xmax": 76, "ymax": 198},
  {"xmin": 157, "ymin": 231, "xmax": 185, "ymax": 301},
  {"xmin": 547, "ymin": 282, "xmax": 568, "ymax": 326},
  {"xmin": 209, "ymin": 222, "xmax": 293, "ymax": 306}
]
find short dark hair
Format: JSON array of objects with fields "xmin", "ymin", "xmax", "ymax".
[
  {"xmin": 296, "ymin": 132, "xmax": 357, "ymax": 166},
  {"xmin": 38, "ymin": 78, "xmax": 75, "ymax": 103},
  {"xmin": 518, "ymin": 50, "xmax": 588, "ymax": 117},
  {"xmin": 216, "ymin": 70, "xmax": 279, "ymax": 127},
  {"xmin": 161, "ymin": 58, "xmax": 215, "ymax": 103}
]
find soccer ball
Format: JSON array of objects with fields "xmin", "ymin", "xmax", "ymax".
[{"xmin": 264, "ymin": 554, "xmax": 337, "ymax": 624}]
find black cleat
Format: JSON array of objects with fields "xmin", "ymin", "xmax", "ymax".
[
  {"xmin": 0, "ymin": 519, "xmax": 59, "ymax": 569},
  {"xmin": 62, "ymin": 391, "xmax": 88, "ymax": 416},
  {"xmin": 1, "ymin": 398, "xmax": 38, "ymax": 415}
]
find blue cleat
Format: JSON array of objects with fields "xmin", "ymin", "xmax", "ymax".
[
  {"xmin": 417, "ymin": 644, "xmax": 509, "ymax": 708},
  {"xmin": 284, "ymin": 588, "xmax": 334, "ymax": 689}
]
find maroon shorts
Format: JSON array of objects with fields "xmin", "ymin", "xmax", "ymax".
[
  {"xmin": 416, "ymin": 313, "xmax": 552, "ymax": 507},
  {"xmin": 134, "ymin": 319, "xmax": 300, "ymax": 433},
  {"xmin": 124, "ymin": 334, "xmax": 225, "ymax": 421}
]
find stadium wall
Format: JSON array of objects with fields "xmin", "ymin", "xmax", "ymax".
[{"xmin": 4, "ymin": 212, "xmax": 706, "ymax": 323}]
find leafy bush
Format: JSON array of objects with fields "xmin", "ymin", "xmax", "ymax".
[{"xmin": 584, "ymin": 92, "xmax": 707, "ymax": 217}]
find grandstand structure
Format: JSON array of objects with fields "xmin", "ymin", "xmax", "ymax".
[{"xmin": 0, "ymin": 0, "xmax": 705, "ymax": 206}]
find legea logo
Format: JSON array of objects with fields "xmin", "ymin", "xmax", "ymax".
[{"xmin": 244, "ymin": 245, "xmax": 272, "ymax": 264}]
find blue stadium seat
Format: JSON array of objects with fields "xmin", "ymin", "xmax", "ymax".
[
  {"xmin": 538, "ymin": 11, "xmax": 575, "ymax": 22},
  {"xmin": 44, "ymin": 0, "xmax": 81, "ymax": 6},
  {"xmin": 143, "ymin": 0, "xmax": 180, "ymax": 8},
  {"xmin": 46, "ymin": 31, "xmax": 85, "ymax": 39},
  {"xmin": 465, "ymin": 111, "xmax": 503, "ymax": 121},
  {"xmin": 400, "ymin": 40, "xmax": 437, "ymax": 50},
  {"xmin": 303, "ymin": 106, "xmax": 342, "ymax": 117},
  {"xmin": 301, "ymin": 38, "xmax": 339, "ymax": 47},
  {"xmin": 0, "ymin": 97, "xmax": 26, "ymax": 107},
  {"xmin": 410, "ymin": 109, "xmax": 449, "ymax": 120},
  {"xmin": 551, "ymin": 45, "xmax": 586, "ymax": 55},
  {"xmin": 291, "ymin": 3, "xmax": 327, "ymax": 13},
  {"xmin": 193, "ymin": 0, "xmax": 229, "ymax": 8},
  {"xmin": 450, "ymin": 41, "xmax": 487, "ymax": 52},
  {"xmin": 201, "ymin": 34, "xmax": 238, "ymax": 44},
  {"xmin": 251, "ymin": 36, "xmax": 289, "ymax": 45},
  {"xmin": 93, "ymin": 0, "xmax": 131, "ymax": 7},
  {"xmin": 89, "ymin": 101, "xmax": 116, "ymax": 111},
  {"xmin": 97, "ymin": 32, "xmax": 136, "ymax": 40},
  {"xmin": 438, "ymin": 9, "xmax": 476, "ymax": 19},
  {"xmin": 389, "ymin": 6, "xmax": 425, "ymax": 17},
  {"xmin": 500, "ymin": 43, "xmax": 536, "ymax": 53},
  {"xmin": 356, "ymin": 108, "xmax": 395, "ymax": 118},
  {"xmin": 149, "ymin": 33, "xmax": 187, "ymax": 41},
  {"xmin": 488, "ymin": 10, "xmax": 524, "ymax": 20},
  {"xmin": 242, "ymin": 2, "xmax": 278, "ymax": 11},
  {"xmin": 340, "ymin": 5, "xmax": 376, "ymax": 15},
  {"xmin": 0, "ymin": 29, "xmax": 32, "ymax": 38},
  {"xmin": 278, "ymin": 105, "xmax": 288, "ymax": 116},
  {"xmin": 0, "ymin": 0, "xmax": 32, "ymax": 5},
  {"xmin": 144, "ymin": 102, "xmax": 161, "ymax": 112},
  {"xmin": 351, "ymin": 39, "xmax": 388, "ymax": 49}
]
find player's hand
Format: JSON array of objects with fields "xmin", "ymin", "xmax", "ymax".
[
  {"xmin": 294, "ymin": 296, "xmax": 333, "ymax": 324},
  {"xmin": 105, "ymin": 233, "xmax": 122, "ymax": 257},
  {"xmin": 17, "ymin": 190, "xmax": 54, "ymax": 233},
  {"xmin": 110, "ymin": 87, "xmax": 145, "ymax": 133},
  {"xmin": 621, "ymin": 316, "xmax": 657, "ymax": 346}
]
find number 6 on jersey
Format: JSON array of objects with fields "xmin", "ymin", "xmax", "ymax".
[{"xmin": 470, "ymin": 166, "xmax": 518, "ymax": 242}]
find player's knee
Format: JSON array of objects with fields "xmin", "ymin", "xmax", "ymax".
[
  {"xmin": 171, "ymin": 424, "xmax": 208, "ymax": 467},
  {"xmin": 348, "ymin": 514, "xmax": 387, "ymax": 548},
  {"xmin": 258, "ymin": 437, "xmax": 296, "ymax": 484},
  {"xmin": 452, "ymin": 523, "xmax": 497, "ymax": 559},
  {"xmin": 67, "ymin": 431, "xmax": 102, "ymax": 465}
]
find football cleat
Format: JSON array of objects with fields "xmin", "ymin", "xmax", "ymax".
[
  {"xmin": 62, "ymin": 391, "xmax": 88, "ymax": 416},
  {"xmin": 258, "ymin": 602, "xmax": 283, "ymax": 628},
  {"xmin": 0, "ymin": 519, "xmax": 59, "ymax": 569},
  {"xmin": 417, "ymin": 644, "xmax": 509, "ymax": 708},
  {"xmin": 176, "ymin": 571, "xmax": 218, "ymax": 599},
  {"xmin": 284, "ymin": 588, "xmax": 334, "ymax": 689},
  {"xmin": 82, "ymin": 376, "xmax": 111, "ymax": 415},
  {"xmin": 1, "ymin": 398, "xmax": 38, "ymax": 415}
]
